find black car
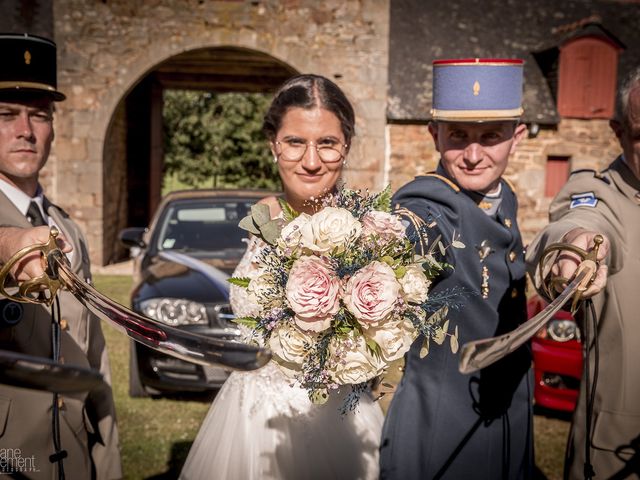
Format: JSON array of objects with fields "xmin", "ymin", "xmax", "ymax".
[{"xmin": 119, "ymin": 189, "xmax": 267, "ymax": 397}]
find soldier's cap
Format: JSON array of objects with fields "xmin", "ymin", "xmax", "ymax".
[
  {"xmin": 0, "ymin": 33, "xmax": 65, "ymax": 101},
  {"xmin": 430, "ymin": 58, "xmax": 523, "ymax": 122}
]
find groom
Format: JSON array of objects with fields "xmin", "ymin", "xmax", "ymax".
[{"xmin": 380, "ymin": 58, "xmax": 533, "ymax": 479}]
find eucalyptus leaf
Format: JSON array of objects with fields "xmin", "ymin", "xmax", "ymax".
[
  {"xmin": 228, "ymin": 277, "xmax": 251, "ymax": 288},
  {"xmin": 451, "ymin": 240, "xmax": 466, "ymax": 249},
  {"xmin": 260, "ymin": 219, "xmax": 283, "ymax": 245},
  {"xmin": 238, "ymin": 215, "xmax": 260, "ymax": 234},
  {"xmin": 450, "ymin": 334, "xmax": 459, "ymax": 354},
  {"xmin": 310, "ymin": 388, "xmax": 329, "ymax": 405},
  {"xmin": 394, "ymin": 265, "xmax": 406, "ymax": 279},
  {"xmin": 419, "ymin": 336, "xmax": 430, "ymax": 358},
  {"xmin": 433, "ymin": 327, "xmax": 446, "ymax": 345},
  {"xmin": 251, "ymin": 203, "xmax": 272, "ymax": 226},
  {"xmin": 438, "ymin": 241, "xmax": 446, "ymax": 256},
  {"xmin": 450, "ymin": 325, "xmax": 459, "ymax": 354}
]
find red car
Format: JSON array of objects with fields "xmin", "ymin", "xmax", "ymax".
[{"xmin": 529, "ymin": 296, "xmax": 582, "ymax": 412}]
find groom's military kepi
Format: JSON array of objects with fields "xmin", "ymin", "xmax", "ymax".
[
  {"xmin": 380, "ymin": 58, "xmax": 533, "ymax": 479},
  {"xmin": 0, "ymin": 33, "xmax": 121, "ymax": 479}
]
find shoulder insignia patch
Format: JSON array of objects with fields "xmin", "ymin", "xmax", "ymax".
[
  {"xmin": 570, "ymin": 192, "xmax": 598, "ymax": 209},
  {"xmin": 423, "ymin": 173, "xmax": 460, "ymax": 192}
]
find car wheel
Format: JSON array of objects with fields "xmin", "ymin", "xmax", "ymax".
[{"xmin": 128, "ymin": 341, "xmax": 149, "ymax": 398}]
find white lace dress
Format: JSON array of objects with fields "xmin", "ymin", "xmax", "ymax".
[{"xmin": 180, "ymin": 237, "xmax": 384, "ymax": 480}]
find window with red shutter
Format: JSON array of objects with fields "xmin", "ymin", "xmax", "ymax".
[
  {"xmin": 557, "ymin": 36, "xmax": 621, "ymax": 119},
  {"xmin": 545, "ymin": 156, "xmax": 571, "ymax": 198}
]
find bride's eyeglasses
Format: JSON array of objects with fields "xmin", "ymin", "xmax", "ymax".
[{"xmin": 274, "ymin": 138, "xmax": 348, "ymax": 163}]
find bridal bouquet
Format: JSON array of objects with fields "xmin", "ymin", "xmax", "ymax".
[{"xmin": 230, "ymin": 187, "xmax": 463, "ymax": 406}]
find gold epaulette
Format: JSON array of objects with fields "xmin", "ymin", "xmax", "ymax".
[{"xmin": 423, "ymin": 173, "xmax": 460, "ymax": 192}]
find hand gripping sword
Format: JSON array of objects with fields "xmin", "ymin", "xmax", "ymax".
[
  {"xmin": 458, "ymin": 235, "xmax": 603, "ymax": 375},
  {"xmin": 0, "ymin": 227, "xmax": 271, "ymax": 373}
]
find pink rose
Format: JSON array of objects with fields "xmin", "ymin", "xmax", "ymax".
[
  {"xmin": 361, "ymin": 211, "xmax": 406, "ymax": 241},
  {"xmin": 286, "ymin": 256, "xmax": 340, "ymax": 332},
  {"xmin": 343, "ymin": 261, "xmax": 400, "ymax": 326}
]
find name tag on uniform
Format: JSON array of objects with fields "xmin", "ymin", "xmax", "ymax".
[{"xmin": 570, "ymin": 192, "xmax": 598, "ymax": 209}]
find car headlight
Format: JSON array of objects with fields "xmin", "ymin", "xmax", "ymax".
[
  {"xmin": 547, "ymin": 319, "xmax": 579, "ymax": 342},
  {"xmin": 139, "ymin": 298, "xmax": 208, "ymax": 326}
]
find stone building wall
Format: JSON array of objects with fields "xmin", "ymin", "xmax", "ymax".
[
  {"xmin": 45, "ymin": 0, "xmax": 390, "ymax": 265},
  {"xmin": 386, "ymin": 119, "xmax": 622, "ymax": 245}
]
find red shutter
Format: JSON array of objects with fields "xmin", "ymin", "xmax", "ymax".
[
  {"xmin": 557, "ymin": 37, "xmax": 619, "ymax": 119},
  {"xmin": 545, "ymin": 156, "xmax": 570, "ymax": 198}
]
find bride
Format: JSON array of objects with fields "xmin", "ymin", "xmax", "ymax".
[{"xmin": 180, "ymin": 74, "xmax": 384, "ymax": 480}]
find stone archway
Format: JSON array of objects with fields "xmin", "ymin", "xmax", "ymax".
[
  {"xmin": 51, "ymin": 1, "xmax": 390, "ymax": 266},
  {"xmin": 102, "ymin": 47, "xmax": 298, "ymax": 264}
]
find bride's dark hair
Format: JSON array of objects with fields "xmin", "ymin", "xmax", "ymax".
[{"xmin": 263, "ymin": 74, "xmax": 355, "ymax": 146}]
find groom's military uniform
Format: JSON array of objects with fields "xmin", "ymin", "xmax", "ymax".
[
  {"xmin": 380, "ymin": 59, "xmax": 533, "ymax": 479},
  {"xmin": 0, "ymin": 33, "xmax": 121, "ymax": 479}
]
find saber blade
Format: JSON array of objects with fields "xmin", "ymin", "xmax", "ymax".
[
  {"xmin": 0, "ymin": 349, "xmax": 104, "ymax": 393},
  {"xmin": 49, "ymin": 250, "xmax": 271, "ymax": 372},
  {"xmin": 458, "ymin": 268, "xmax": 591, "ymax": 375}
]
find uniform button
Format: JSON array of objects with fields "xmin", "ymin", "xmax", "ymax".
[
  {"xmin": 60, "ymin": 318, "xmax": 68, "ymax": 330},
  {"xmin": 509, "ymin": 251, "xmax": 517, "ymax": 262},
  {"xmin": 511, "ymin": 288, "xmax": 518, "ymax": 298}
]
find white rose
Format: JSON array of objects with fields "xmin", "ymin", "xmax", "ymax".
[
  {"xmin": 364, "ymin": 318, "xmax": 417, "ymax": 362},
  {"xmin": 277, "ymin": 213, "xmax": 311, "ymax": 252},
  {"xmin": 300, "ymin": 207, "xmax": 362, "ymax": 254},
  {"xmin": 269, "ymin": 322, "xmax": 315, "ymax": 376},
  {"xmin": 399, "ymin": 264, "xmax": 431, "ymax": 304},
  {"xmin": 327, "ymin": 332, "xmax": 386, "ymax": 385}
]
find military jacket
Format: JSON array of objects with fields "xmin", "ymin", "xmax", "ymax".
[
  {"xmin": 380, "ymin": 166, "xmax": 533, "ymax": 480},
  {"xmin": 526, "ymin": 156, "xmax": 640, "ymax": 479},
  {"xmin": 0, "ymin": 190, "xmax": 121, "ymax": 479}
]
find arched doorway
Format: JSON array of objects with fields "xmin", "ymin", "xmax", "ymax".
[{"xmin": 103, "ymin": 47, "xmax": 297, "ymax": 263}]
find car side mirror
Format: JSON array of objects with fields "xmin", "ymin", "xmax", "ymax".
[{"xmin": 119, "ymin": 227, "xmax": 148, "ymax": 249}]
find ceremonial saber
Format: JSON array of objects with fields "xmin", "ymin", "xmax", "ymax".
[
  {"xmin": 0, "ymin": 349, "xmax": 104, "ymax": 393},
  {"xmin": 0, "ymin": 228, "xmax": 271, "ymax": 372},
  {"xmin": 458, "ymin": 235, "xmax": 602, "ymax": 375}
]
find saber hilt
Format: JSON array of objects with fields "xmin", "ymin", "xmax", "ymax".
[{"xmin": 538, "ymin": 234, "xmax": 603, "ymax": 312}]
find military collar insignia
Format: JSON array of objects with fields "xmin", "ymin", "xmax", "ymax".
[
  {"xmin": 504, "ymin": 218, "xmax": 512, "ymax": 228},
  {"xmin": 476, "ymin": 240, "xmax": 493, "ymax": 262}
]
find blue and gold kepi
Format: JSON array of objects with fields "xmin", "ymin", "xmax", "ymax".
[
  {"xmin": 431, "ymin": 58, "xmax": 523, "ymax": 122},
  {"xmin": 0, "ymin": 33, "xmax": 65, "ymax": 101}
]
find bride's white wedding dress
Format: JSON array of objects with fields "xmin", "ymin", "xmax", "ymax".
[{"xmin": 180, "ymin": 236, "xmax": 384, "ymax": 480}]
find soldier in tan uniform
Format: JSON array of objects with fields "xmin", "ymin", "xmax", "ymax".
[
  {"xmin": 0, "ymin": 34, "xmax": 122, "ymax": 479},
  {"xmin": 526, "ymin": 65, "xmax": 640, "ymax": 479}
]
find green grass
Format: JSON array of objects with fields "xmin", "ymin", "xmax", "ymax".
[
  {"xmin": 94, "ymin": 275, "xmax": 211, "ymax": 479},
  {"xmin": 93, "ymin": 274, "xmax": 570, "ymax": 479}
]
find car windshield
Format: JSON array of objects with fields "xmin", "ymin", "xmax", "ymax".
[{"xmin": 154, "ymin": 198, "xmax": 256, "ymax": 254}]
